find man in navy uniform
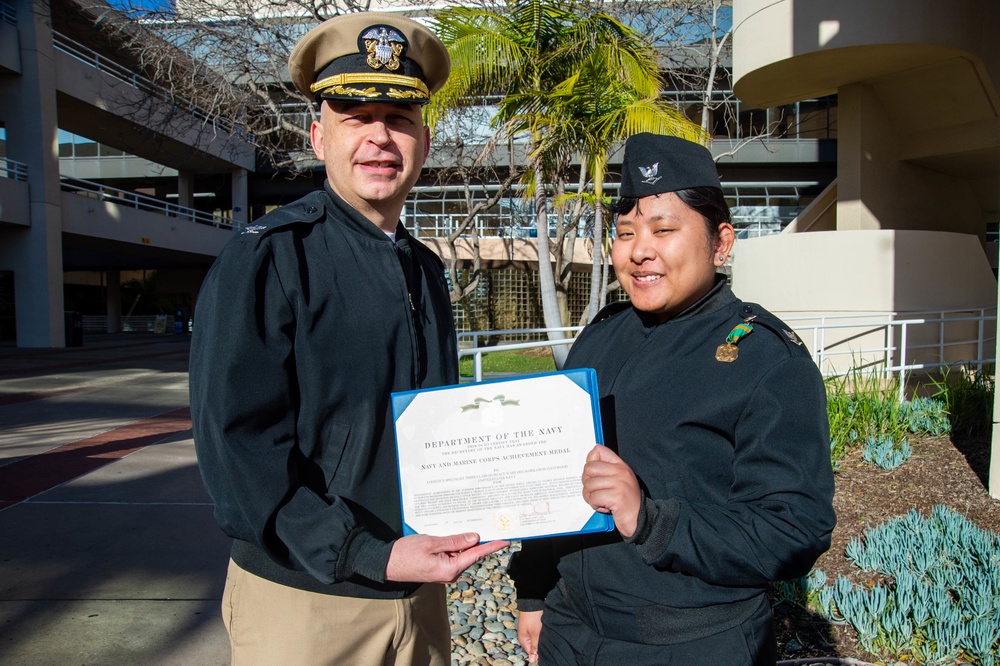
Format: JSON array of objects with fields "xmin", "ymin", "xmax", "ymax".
[{"xmin": 190, "ymin": 13, "xmax": 505, "ymax": 665}]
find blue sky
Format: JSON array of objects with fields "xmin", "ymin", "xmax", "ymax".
[{"xmin": 106, "ymin": 0, "xmax": 174, "ymax": 13}]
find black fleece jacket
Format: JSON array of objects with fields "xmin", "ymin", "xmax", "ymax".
[
  {"xmin": 509, "ymin": 278, "xmax": 835, "ymax": 643},
  {"xmin": 190, "ymin": 183, "xmax": 458, "ymax": 599}
]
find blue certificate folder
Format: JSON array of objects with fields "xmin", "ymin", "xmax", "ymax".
[{"xmin": 391, "ymin": 368, "xmax": 614, "ymax": 542}]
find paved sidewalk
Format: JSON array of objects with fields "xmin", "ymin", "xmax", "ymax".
[{"xmin": 0, "ymin": 333, "xmax": 231, "ymax": 665}]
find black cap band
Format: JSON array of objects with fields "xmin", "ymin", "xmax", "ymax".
[{"xmin": 618, "ymin": 133, "xmax": 721, "ymax": 199}]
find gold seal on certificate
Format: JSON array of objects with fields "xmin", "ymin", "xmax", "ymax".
[{"xmin": 391, "ymin": 369, "xmax": 613, "ymax": 542}]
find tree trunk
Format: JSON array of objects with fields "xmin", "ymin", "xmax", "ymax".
[
  {"xmin": 586, "ymin": 154, "xmax": 607, "ymax": 325},
  {"xmin": 533, "ymin": 160, "xmax": 568, "ymax": 368}
]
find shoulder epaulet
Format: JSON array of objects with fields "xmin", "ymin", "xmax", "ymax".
[
  {"xmin": 736, "ymin": 302, "xmax": 808, "ymax": 354},
  {"xmin": 236, "ymin": 193, "xmax": 326, "ymax": 244},
  {"xmin": 590, "ymin": 301, "xmax": 631, "ymax": 324}
]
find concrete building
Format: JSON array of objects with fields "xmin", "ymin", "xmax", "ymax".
[
  {"xmin": 729, "ymin": 0, "xmax": 1000, "ymax": 496},
  {"xmin": 0, "ymin": 0, "xmax": 252, "ymax": 346},
  {"xmin": 2, "ymin": 0, "xmax": 842, "ymax": 345},
  {"xmin": 732, "ymin": 0, "xmax": 998, "ymax": 334}
]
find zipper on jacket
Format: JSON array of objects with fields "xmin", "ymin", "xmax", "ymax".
[{"xmin": 393, "ymin": 242, "xmax": 421, "ymax": 385}]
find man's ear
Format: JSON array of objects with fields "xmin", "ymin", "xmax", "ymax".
[
  {"xmin": 422, "ymin": 125, "xmax": 431, "ymax": 162},
  {"xmin": 310, "ymin": 117, "xmax": 325, "ymax": 162}
]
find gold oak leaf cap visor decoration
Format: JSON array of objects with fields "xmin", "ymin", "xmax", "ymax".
[{"xmin": 288, "ymin": 12, "xmax": 450, "ymax": 105}]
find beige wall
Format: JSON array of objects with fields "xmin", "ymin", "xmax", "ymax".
[
  {"xmin": 420, "ymin": 237, "xmax": 599, "ymax": 272},
  {"xmin": 733, "ymin": 230, "xmax": 996, "ymax": 313},
  {"xmin": 836, "ymin": 83, "xmax": 985, "ymax": 237},
  {"xmin": 732, "ymin": 230, "xmax": 997, "ymax": 377},
  {"xmin": 733, "ymin": 0, "xmax": 1000, "ymax": 110},
  {"xmin": 733, "ymin": 0, "xmax": 1000, "ymax": 226},
  {"xmin": 733, "ymin": 0, "xmax": 1000, "ymax": 497}
]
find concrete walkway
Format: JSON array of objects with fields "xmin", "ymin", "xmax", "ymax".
[{"xmin": 0, "ymin": 334, "xmax": 231, "ymax": 665}]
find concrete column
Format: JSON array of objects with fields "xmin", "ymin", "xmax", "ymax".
[
  {"xmin": 106, "ymin": 269, "xmax": 121, "ymax": 333},
  {"xmin": 836, "ymin": 82, "xmax": 984, "ymax": 236},
  {"xmin": 7, "ymin": 0, "xmax": 64, "ymax": 347},
  {"xmin": 232, "ymin": 167, "xmax": 248, "ymax": 228},
  {"xmin": 992, "ymin": 282, "xmax": 1000, "ymax": 499},
  {"xmin": 177, "ymin": 170, "xmax": 195, "ymax": 208},
  {"xmin": 177, "ymin": 170, "xmax": 195, "ymax": 223},
  {"xmin": 835, "ymin": 83, "xmax": 885, "ymax": 232}
]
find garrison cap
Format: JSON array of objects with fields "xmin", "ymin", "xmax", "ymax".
[
  {"xmin": 288, "ymin": 12, "xmax": 449, "ymax": 105},
  {"xmin": 618, "ymin": 133, "xmax": 721, "ymax": 199}
]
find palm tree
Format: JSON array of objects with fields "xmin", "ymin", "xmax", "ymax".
[
  {"xmin": 537, "ymin": 51, "xmax": 709, "ymax": 323},
  {"xmin": 433, "ymin": 0, "xmax": 690, "ymax": 366}
]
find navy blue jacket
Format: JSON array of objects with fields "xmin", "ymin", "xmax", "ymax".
[{"xmin": 190, "ymin": 184, "xmax": 458, "ymax": 599}]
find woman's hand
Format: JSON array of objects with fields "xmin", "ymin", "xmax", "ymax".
[
  {"xmin": 517, "ymin": 609, "xmax": 543, "ymax": 663},
  {"xmin": 582, "ymin": 445, "xmax": 642, "ymax": 538}
]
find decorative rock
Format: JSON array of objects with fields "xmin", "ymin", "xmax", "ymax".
[{"xmin": 447, "ymin": 544, "xmax": 531, "ymax": 665}]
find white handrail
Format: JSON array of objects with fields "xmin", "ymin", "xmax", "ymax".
[
  {"xmin": 61, "ymin": 175, "xmax": 242, "ymax": 230},
  {"xmin": 52, "ymin": 31, "xmax": 247, "ymax": 140},
  {"xmin": 0, "ymin": 158, "xmax": 28, "ymax": 181},
  {"xmin": 0, "ymin": 0, "xmax": 14, "ymax": 25},
  {"xmin": 459, "ymin": 312, "xmax": 998, "ymax": 393},
  {"xmin": 458, "ymin": 327, "xmax": 582, "ymax": 381}
]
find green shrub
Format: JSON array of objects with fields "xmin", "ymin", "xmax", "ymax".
[
  {"xmin": 902, "ymin": 396, "xmax": 951, "ymax": 436},
  {"xmin": 775, "ymin": 507, "xmax": 1000, "ymax": 665},
  {"xmin": 825, "ymin": 370, "xmax": 942, "ymax": 467},
  {"xmin": 862, "ymin": 436, "xmax": 912, "ymax": 470},
  {"xmin": 827, "ymin": 371, "xmax": 908, "ymax": 464},
  {"xmin": 929, "ymin": 366, "xmax": 995, "ymax": 439}
]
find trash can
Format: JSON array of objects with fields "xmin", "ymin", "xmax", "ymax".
[{"xmin": 64, "ymin": 311, "xmax": 83, "ymax": 347}]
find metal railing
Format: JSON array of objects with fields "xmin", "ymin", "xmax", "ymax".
[
  {"xmin": 52, "ymin": 31, "xmax": 247, "ymax": 141},
  {"xmin": 458, "ymin": 327, "xmax": 582, "ymax": 381},
  {"xmin": 61, "ymin": 175, "xmax": 241, "ymax": 230},
  {"xmin": 458, "ymin": 310, "xmax": 998, "ymax": 395},
  {"xmin": 0, "ymin": 158, "xmax": 28, "ymax": 181},
  {"xmin": 82, "ymin": 315, "xmax": 175, "ymax": 333},
  {"xmin": 785, "ymin": 309, "xmax": 997, "ymax": 400},
  {"xmin": 405, "ymin": 181, "xmax": 818, "ymax": 240},
  {"xmin": 1, "ymin": 0, "xmax": 15, "ymax": 25}
]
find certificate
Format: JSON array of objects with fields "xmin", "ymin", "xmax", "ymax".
[{"xmin": 391, "ymin": 369, "xmax": 613, "ymax": 542}]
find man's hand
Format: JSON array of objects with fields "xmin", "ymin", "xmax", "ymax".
[
  {"xmin": 516, "ymin": 609, "xmax": 543, "ymax": 663},
  {"xmin": 582, "ymin": 445, "xmax": 642, "ymax": 538},
  {"xmin": 385, "ymin": 533, "xmax": 509, "ymax": 583}
]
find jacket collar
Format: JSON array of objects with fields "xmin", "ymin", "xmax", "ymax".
[{"xmin": 322, "ymin": 181, "xmax": 410, "ymax": 244}]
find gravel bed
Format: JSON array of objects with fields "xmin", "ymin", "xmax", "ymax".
[{"xmin": 447, "ymin": 544, "xmax": 526, "ymax": 665}]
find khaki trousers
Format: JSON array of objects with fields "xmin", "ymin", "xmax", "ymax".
[{"xmin": 222, "ymin": 559, "xmax": 450, "ymax": 666}]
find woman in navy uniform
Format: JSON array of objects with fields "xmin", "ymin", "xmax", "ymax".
[{"xmin": 509, "ymin": 133, "xmax": 836, "ymax": 665}]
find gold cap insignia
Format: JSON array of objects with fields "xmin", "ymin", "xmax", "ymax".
[{"xmin": 362, "ymin": 25, "xmax": 406, "ymax": 72}]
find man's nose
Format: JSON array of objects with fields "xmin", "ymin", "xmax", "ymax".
[{"xmin": 367, "ymin": 119, "xmax": 392, "ymax": 145}]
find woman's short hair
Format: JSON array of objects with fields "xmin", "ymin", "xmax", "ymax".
[{"xmin": 609, "ymin": 187, "xmax": 732, "ymax": 241}]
